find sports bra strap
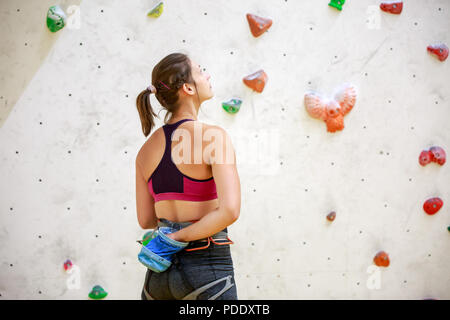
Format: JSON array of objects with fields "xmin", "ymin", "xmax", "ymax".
[{"xmin": 163, "ymin": 119, "xmax": 194, "ymax": 156}]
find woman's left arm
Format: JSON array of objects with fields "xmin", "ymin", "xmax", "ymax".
[{"xmin": 136, "ymin": 156, "xmax": 158, "ymax": 229}]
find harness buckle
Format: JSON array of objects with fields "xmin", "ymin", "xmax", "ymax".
[
  {"xmin": 184, "ymin": 237, "xmax": 211, "ymax": 251},
  {"xmin": 184, "ymin": 235, "xmax": 234, "ymax": 251},
  {"xmin": 211, "ymin": 235, "xmax": 234, "ymax": 245}
]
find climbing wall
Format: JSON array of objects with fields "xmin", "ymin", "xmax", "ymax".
[{"xmin": 0, "ymin": 0, "xmax": 449, "ymax": 299}]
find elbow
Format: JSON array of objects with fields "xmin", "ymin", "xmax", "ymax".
[
  {"xmin": 138, "ymin": 220, "xmax": 148, "ymax": 230},
  {"xmin": 138, "ymin": 219, "xmax": 157, "ymax": 230},
  {"xmin": 232, "ymin": 208, "xmax": 240, "ymax": 221},
  {"xmin": 222, "ymin": 206, "xmax": 240, "ymax": 223}
]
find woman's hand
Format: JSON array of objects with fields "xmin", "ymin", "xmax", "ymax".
[
  {"xmin": 166, "ymin": 232, "xmax": 176, "ymax": 240},
  {"xmin": 166, "ymin": 231, "xmax": 183, "ymax": 242}
]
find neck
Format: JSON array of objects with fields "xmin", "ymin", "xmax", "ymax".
[
  {"xmin": 169, "ymin": 115, "xmax": 197, "ymax": 123},
  {"xmin": 170, "ymin": 101, "xmax": 199, "ymax": 122}
]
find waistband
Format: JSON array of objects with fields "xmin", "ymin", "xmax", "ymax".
[
  {"xmin": 157, "ymin": 218, "xmax": 228, "ymax": 237},
  {"xmin": 157, "ymin": 218, "xmax": 233, "ymax": 251}
]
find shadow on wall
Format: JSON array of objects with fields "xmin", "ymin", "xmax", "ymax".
[{"xmin": 0, "ymin": 0, "xmax": 82, "ymax": 128}]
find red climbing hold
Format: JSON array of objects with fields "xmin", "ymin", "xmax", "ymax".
[
  {"xmin": 419, "ymin": 150, "xmax": 432, "ymax": 166},
  {"xmin": 326, "ymin": 211, "xmax": 336, "ymax": 222},
  {"xmin": 63, "ymin": 259, "xmax": 73, "ymax": 271},
  {"xmin": 423, "ymin": 197, "xmax": 443, "ymax": 215},
  {"xmin": 429, "ymin": 146, "xmax": 446, "ymax": 165},
  {"xmin": 380, "ymin": 1, "xmax": 403, "ymax": 14},
  {"xmin": 427, "ymin": 44, "xmax": 449, "ymax": 62},
  {"xmin": 246, "ymin": 13, "xmax": 273, "ymax": 37},
  {"xmin": 419, "ymin": 146, "xmax": 446, "ymax": 166},
  {"xmin": 374, "ymin": 251, "xmax": 390, "ymax": 267},
  {"xmin": 243, "ymin": 69, "xmax": 268, "ymax": 93}
]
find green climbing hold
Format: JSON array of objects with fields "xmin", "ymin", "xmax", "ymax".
[
  {"xmin": 88, "ymin": 285, "xmax": 108, "ymax": 300},
  {"xmin": 148, "ymin": 2, "xmax": 164, "ymax": 18},
  {"xmin": 46, "ymin": 5, "xmax": 67, "ymax": 32},
  {"xmin": 328, "ymin": 0, "xmax": 345, "ymax": 11},
  {"xmin": 448, "ymin": 225, "xmax": 450, "ymax": 232},
  {"xmin": 222, "ymin": 98, "xmax": 242, "ymax": 114},
  {"xmin": 142, "ymin": 230, "xmax": 158, "ymax": 246}
]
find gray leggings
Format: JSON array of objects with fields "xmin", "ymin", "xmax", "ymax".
[{"xmin": 141, "ymin": 220, "xmax": 238, "ymax": 300}]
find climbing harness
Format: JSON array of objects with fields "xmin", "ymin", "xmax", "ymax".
[
  {"xmin": 140, "ymin": 218, "xmax": 235, "ymax": 300},
  {"xmin": 182, "ymin": 275, "xmax": 234, "ymax": 300},
  {"xmin": 155, "ymin": 218, "xmax": 234, "ymax": 251},
  {"xmin": 142, "ymin": 273, "xmax": 234, "ymax": 300},
  {"xmin": 136, "ymin": 219, "xmax": 234, "ymax": 250}
]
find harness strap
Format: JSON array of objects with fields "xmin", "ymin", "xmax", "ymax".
[
  {"xmin": 141, "ymin": 219, "xmax": 235, "ymax": 300},
  {"xmin": 157, "ymin": 218, "xmax": 234, "ymax": 251},
  {"xmin": 143, "ymin": 274, "xmax": 234, "ymax": 300},
  {"xmin": 142, "ymin": 270, "xmax": 155, "ymax": 300},
  {"xmin": 182, "ymin": 275, "xmax": 234, "ymax": 300},
  {"xmin": 143, "ymin": 287, "xmax": 154, "ymax": 300}
]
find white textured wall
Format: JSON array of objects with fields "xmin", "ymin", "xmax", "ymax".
[{"xmin": 0, "ymin": 0, "xmax": 449, "ymax": 299}]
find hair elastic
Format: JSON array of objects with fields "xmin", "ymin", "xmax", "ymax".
[{"xmin": 159, "ymin": 80, "xmax": 171, "ymax": 90}]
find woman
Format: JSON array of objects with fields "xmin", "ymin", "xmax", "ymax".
[{"xmin": 135, "ymin": 52, "xmax": 241, "ymax": 300}]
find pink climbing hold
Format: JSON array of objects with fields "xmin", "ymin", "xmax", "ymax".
[
  {"xmin": 427, "ymin": 44, "xmax": 449, "ymax": 62},
  {"xmin": 380, "ymin": 1, "xmax": 403, "ymax": 14},
  {"xmin": 418, "ymin": 146, "xmax": 446, "ymax": 166},
  {"xmin": 63, "ymin": 259, "xmax": 73, "ymax": 271}
]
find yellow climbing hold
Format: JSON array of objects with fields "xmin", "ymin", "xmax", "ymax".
[{"xmin": 148, "ymin": 2, "xmax": 164, "ymax": 18}]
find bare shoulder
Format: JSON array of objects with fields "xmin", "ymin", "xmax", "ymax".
[
  {"xmin": 185, "ymin": 121, "xmax": 230, "ymax": 136},
  {"xmin": 180, "ymin": 120, "xmax": 213, "ymax": 128},
  {"xmin": 136, "ymin": 127, "xmax": 164, "ymax": 163},
  {"xmin": 208, "ymin": 124, "xmax": 233, "ymax": 145},
  {"xmin": 176, "ymin": 120, "xmax": 225, "ymax": 137},
  {"xmin": 193, "ymin": 122, "xmax": 235, "ymax": 164},
  {"xmin": 190, "ymin": 122, "xmax": 234, "ymax": 147},
  {"xmin": 180, "ymin": 121, "xmax": 235, "ymax": 162}
]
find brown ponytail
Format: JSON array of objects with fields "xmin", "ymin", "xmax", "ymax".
[
  {"xmin": 136, "ymin": 89, "xmax": 157, "ymax": 137},
  {"xmin": 135, "ymin": 52, "xmax": 197, "ymax": 138}
]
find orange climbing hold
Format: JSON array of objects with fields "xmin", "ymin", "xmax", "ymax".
[
  {"xmin": 243, "ymin": 69, "xmax": 268, "ymax": 93},
  {"xmin": 246, "ymin": 13, "xmax": 273, "ymax": 37},
  {"xmin": 427, "ymin": 44, "xmax": 449, "ymax": 62},
  {"xmin": 374, "ymin": 251, "xmax": 390, "ymax": 267},
  {"xmin": 326, "ymin": 211, "xmax": 336, "ymax": 222},
  {"xmin": 380, "ymin": 1, "xmax": 403, "ymax": 14},
  {"xmin": 304, "ymin": 83, "xmax": 357, "ymax": 133}
]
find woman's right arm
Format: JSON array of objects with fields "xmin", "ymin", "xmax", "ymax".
[{"xmin": 169, "ymin": 126, "xmax": 241, "ymax": 242}]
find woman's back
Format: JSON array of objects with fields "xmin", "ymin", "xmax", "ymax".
[
  {"xmin": 139, "ymin": 119, "xmax": 239, "ymax": 300},
  {"xmin": 138, "ymin": 119, "xmax": 220, "ymax": 222}
]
